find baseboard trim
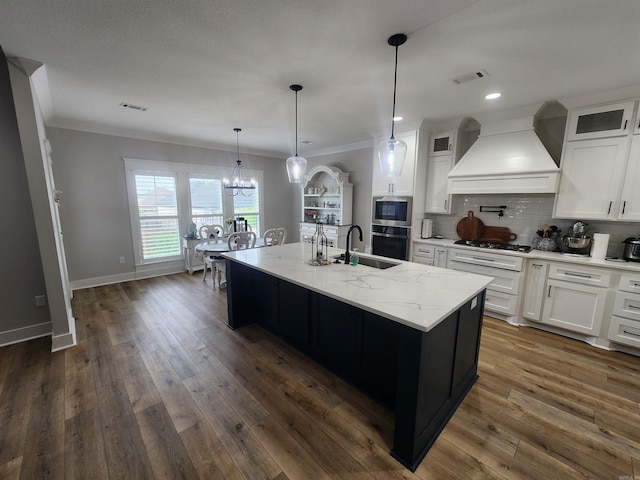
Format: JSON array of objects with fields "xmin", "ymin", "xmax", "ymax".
[
  {"xmin": 0, "ymin": 321, "xmax": 52, "ymax": 348},
  {"xmin": 70, "ymin": 262, "xmax": 184, "ymax": 290},
  {"xmin": 51, "ymin": 311, "xmax": 77, "ymax": 352}
]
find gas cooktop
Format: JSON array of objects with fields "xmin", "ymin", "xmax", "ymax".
[{"xmin": 454, "ymin": 239, "xmax": 532, "ymax": 253}]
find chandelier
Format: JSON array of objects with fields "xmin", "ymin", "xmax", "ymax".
[{"xmin": 223, "ymin": 128, "xmax": 256, "ymax": 196}]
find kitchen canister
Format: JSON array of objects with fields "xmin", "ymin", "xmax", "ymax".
[{"xmin": 590, "ymin": 233, "xmax": 609, "ymax": 259}]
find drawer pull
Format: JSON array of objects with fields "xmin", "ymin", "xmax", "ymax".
[
  {"xmin": 548, "ymin": 285, "xmax": 552, "ymax": 298},
  {"xmin": 628, "ymin": 304, "xmax": 640, "ymax": 310},
  {"xmin": 608, "ymin": 201, "xmax": 612, "ymax": 215},
  {"xmin": 473, "ymin": 256, "xmax": 495, "ymax": 262},
  {"xmin": 532, "ymin": 263, "xmax": 543, "ymax": 267},
  {"xmin": 622, "ymin": 201, "xmax": 627, "ymax": 214},
  {"xmin": 633, "ymin": 282, "xmax": 640, "ymax": 288},
  {"xmin": 564, "ymin": 272, "xmax": 592, "ymax": 279},
  {"xmin": 622, "ymin": 329, "xmax": 640, "ymax": 338}
]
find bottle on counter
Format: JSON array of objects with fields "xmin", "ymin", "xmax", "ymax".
[{"xmin": 350, "ymin": 248, "xmax": 359, "ymax": 266}]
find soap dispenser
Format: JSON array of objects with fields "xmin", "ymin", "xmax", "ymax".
[{"xmin": 350, "ymin": 248, "xmax": 359, "ymax": 266}]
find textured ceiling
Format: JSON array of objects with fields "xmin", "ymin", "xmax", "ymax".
[{"xmin": 2, "ymin": 0, "xmax": 640, "ymax": 157}]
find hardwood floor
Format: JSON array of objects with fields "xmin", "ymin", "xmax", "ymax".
[{"xmin": 1, "ymin": 272, "xmax": 640, "ymax": 479}]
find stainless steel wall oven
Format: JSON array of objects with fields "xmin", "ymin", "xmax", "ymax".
[{"xmin": 371, "ymin": 224, "xmax": 410, "ymax": 260}]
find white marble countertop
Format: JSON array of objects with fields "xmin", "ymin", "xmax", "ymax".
[
  {"xmin": 222, "ymin": 242, "xmax": 492, "ymax": 333},
  {"xmin": 413, "ymin": 237, "xmax": 456, "ymax": 247}
]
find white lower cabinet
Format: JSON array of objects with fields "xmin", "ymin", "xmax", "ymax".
[
  {"xmin": 538, "ymin": 263, "xmax": 611, "ymax": 336},
  {"xmin": 435, "ymin": 247, "xmax": 448, "ymax": 268},
  {"xmin": 300, "ymin": 222, "xmax": 349, "ymax": 249},
  {"xmin": 412, "ymin": 242, "xmax": 448, "ymax": 267},
  {"xmin": 541, "ymin": 280, "xmax": 608, "ymax": 335},
  {"xmin": 448, "ymin": 248, "xmax": 523, "ymax": 318},
  {"xmin": 522, "ymin": 261, "xmax": 548, "ymax": 322},
  {"xmin": 607, "ymin": 272, "xmax": 640, "ymax": 348}
]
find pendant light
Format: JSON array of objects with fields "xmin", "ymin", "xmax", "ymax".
[
  {"xmin": 286, "ymin": 84, "xmax": 307, "ymax": 183},
  {"xmin": 377, "ymin": 33, "xmax": 408, "ymax": 178},
  {"xmin": 223, "ymin": 128, "xmax": 256, "ymax": 196}
]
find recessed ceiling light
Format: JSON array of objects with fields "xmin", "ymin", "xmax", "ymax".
[
  {"xmin": 393, "ymin": 116, "xmax": 403, "ymax": 121},
  {"xmin": 485, "ymin": 92, "xmax": 501, "ymax": 100}
]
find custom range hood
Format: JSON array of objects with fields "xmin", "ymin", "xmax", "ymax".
[{"xmin": 447, "ymin": 116, "xmax": 560, "ymax": 194}]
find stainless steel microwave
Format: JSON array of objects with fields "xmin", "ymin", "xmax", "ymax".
[{"xmin": 372, "ymin": 196, "xmax": 413, "ymax": 226}]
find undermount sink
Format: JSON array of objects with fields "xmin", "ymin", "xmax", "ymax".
[{"xmin": 333, "ymin": 255, "xmax": 400, "ymax": 269}]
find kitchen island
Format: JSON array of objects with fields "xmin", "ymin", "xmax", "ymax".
[{"xmin": 222, "ymin": 242, "xmax": 492, "ymax": 471}]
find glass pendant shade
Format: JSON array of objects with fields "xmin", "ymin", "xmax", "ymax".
[
  {"xmin": 377, "ymin": 136, "xmax": 407, "ymax": 177},
  {"xmin": 286, "ymin": 155, "xmax": 307, "ymax": 183},
  {"xmin": 286, "ymin": 84, "xmax": 307, "ymax": 183}
]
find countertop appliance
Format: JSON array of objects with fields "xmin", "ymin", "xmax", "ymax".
[
  {"xmin": 421, "ymin": 219, "xmax": 433, "ymax": 238},
  {"xmin": 454, "ymin": 239, "xmax": 531, "ymax": 253},
  {"xmin": 372, "ymin": 196, "xmax": 412, "ymax": 227},
  {"xmin": 623, "ymin": 236, "xmax": 640, "ymax": 262}
]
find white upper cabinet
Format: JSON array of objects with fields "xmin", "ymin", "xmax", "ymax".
[
  {"xmin": 428, "ymin": 130, "xmax": 455, "ymax": 156},
  {"xmin": 617, "ymin": 135, "xmax": 640, "ymax": 220},
  {"xmin": 566, "ymin": 100, "xmax": 635, "ymax": 141},
  {"xmin": 554, "ymin": 98, "xmax": 640, "ymax": 221},
  {"xmin": 424, "ymin": 130, "xmax": 456, "ymax": 214},
  {"xmin": 372, "ymin": 130, "xmax": 418, "ymax": 196},
  {"xmin": 554, "ymin": 136, "xmax": 629, "ymax": 219}
]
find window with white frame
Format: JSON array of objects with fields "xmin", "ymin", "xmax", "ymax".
[
  {"xmin": 124, "ymin": 158, "xmax": 264, "ymax": 266},
  {"xmin": 133, "ymin": 173, "xmax": 181, "ymax": 260}
]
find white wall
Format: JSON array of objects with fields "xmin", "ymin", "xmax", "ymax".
[
  {"xmin": 0, "ymin": 50, "xmax": 51, "ymax": 345},
  {"xmin": 46, "ymin": 127, "xmax": 297, "ymax": 285}
]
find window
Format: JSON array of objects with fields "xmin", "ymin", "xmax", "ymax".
[
  {"xmin": 233, "ymin": 182, "xmax": 261, "ymax": 235},
  {"xmin": 124, "ymin": 158, "xmax": 263, "ymax": 266},
  {"xmin": 189, "ymin": 177, "xmax": 223, "ymax": 231},
  {"xmin": 134, "ymin": 173, "xmax": 181, "ymax": 260}
]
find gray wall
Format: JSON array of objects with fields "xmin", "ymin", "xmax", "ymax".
[
  {"xmin": 0, "ymin": 49, "xmax": 51, "ymax": 337},
  {"xmin": 47, "ymin": 127, "xmax": 297, "ymax": 283},
  {"xmin": 297, "ymin": 147, "xmax": 374, "ymax": 251}
]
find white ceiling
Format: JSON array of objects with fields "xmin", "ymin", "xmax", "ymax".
[{"xmin": 2, "ymin": 0, "xmax": 640, "ymax": 158}]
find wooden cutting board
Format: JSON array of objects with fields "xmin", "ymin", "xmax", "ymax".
[
  {"xmin": 456, "ymin": 211, "xmax": 485, "ymax": 240},
  {"xmin": 479, "ymin": 226, "xmax": 517, "ymax": 244}
]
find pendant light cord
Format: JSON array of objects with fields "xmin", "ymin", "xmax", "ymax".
[
  {"xmin": 390, "ymin": 43, "xmax": 399, "ymax": 140},
  {"xmin": 294, "ymin": 90, "xmax": 299, "ymax": 156}
]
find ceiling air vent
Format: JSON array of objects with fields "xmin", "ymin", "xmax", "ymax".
[
  {"xmin": 120, "ymin": 102, "xmax": 147, "ymax": 111},
  {"xmin": 451, "ymin": 70, "xmax": 489, "ymax": 85}
]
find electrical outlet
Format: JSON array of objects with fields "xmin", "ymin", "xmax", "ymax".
[
  {"xmin": 119, "ymin": 256, "xmax": 125, "ymax": 264},
  {"xmin": 35, "ymin": 295, "xmax": 47, "ymax": 307}
]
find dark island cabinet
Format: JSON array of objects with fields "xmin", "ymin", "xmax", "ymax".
[{"xmin": 226, "ymin": 259, "xmax": 485, "ymax": 471}]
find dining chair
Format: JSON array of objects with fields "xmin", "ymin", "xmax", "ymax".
[
  {"xmin": 212, "ymin": 231, "xmax": 256, "ymax": 289},
  {"xmin": 263, "ymin": 227, "xmax": 287, "ymax": 246},
  {"xmin": 199, "ymin": 224, "xmax": 224, "ymax": 287},
  {"xmin": 199, "ymin": 224, "xmax": 224, "ymax": 240},
  {"xmin": 228, "ymin": 231, "xmax": 257, "ymax": 249},
  {"xmin": 275, "ymin": 227, "xmax": 287, "ymax": 244}
]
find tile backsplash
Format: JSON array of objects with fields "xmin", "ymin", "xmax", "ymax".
[{"xmin": 426, "ymin": 194, "xmax": 640, "ymax": 257}]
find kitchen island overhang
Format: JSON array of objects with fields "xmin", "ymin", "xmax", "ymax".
[{"xmin": 222, "ymin": 243, "xmax": 492, "ymax": 471}]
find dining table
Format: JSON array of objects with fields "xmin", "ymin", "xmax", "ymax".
[{"xmin": 194, "ymin": 236, "xmax": 265, "ymax": 287}]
